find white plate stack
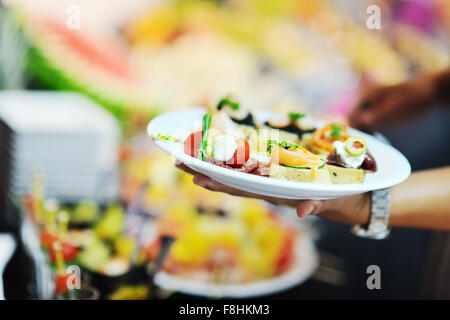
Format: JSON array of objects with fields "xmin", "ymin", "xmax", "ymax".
[{"xmin": 0, "ymin": 91, "xmax": 120, "ymax": 205}]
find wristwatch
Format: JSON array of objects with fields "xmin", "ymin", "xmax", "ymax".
[{"xmin": 351, "ymin": 188, "xmax": 391, "ymax": 239}]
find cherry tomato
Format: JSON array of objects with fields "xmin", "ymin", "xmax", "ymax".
[
  {"xmin": 183, "ymin": 131, "xmax": 203, "ymax": 158},
  {"xmin": 54, "ymin": 274, "xmax": 70, "ymax": 294},
  {"xmin": 49, "ymin": 242, "xmax": 79, "ymax": 262},
  {"xmin": 226, "ymin": 138, "xmax": 250, "ymax": 167}
]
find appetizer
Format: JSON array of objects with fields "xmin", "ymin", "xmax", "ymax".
[
  {"xmin": 151, "ymin": 95, "xmax": 379, "ymax": 184},
  {"xmin": 216, "ymin": 95, "xmax": 258, "ymax": 128},
  {"xmin": 176, "ymin": 111, "xmax": 379, "ymax": 184},
  {"xmin": 326, "ymin": 136, "xmax": 377, "ymax": 184},
  {"xmin": 183, "ymin": 114, "xmax": 264, "ymax": 174},
  {"xmin": 263, "ymin": 111, "xmax": 316, "ymax": 144},
  {"xmin": 307, "ymin": 123, "xmax": 350, "ymax": 155},
  {"xmin": 178, "ymin": 111, "xmax": 378, "ymax": 184},
  {"xmin": 267, "ymin": 140, "xmax": 330, "ymax": 183}
]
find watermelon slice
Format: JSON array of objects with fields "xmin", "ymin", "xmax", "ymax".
[{"xmin": 25, "ymin": 18, "xmax": 157, "ymax": 121}]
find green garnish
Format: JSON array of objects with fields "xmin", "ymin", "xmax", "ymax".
[
  {"xmin": 281, "ymin": 163, "xmax": 326, "ymax": 170},
  {"xmin": 267, "ymin": 140, "xmax": 276, "ymax": 154},
  {"xmin": 330, "ymin": 124, "xmax": 342, "ymax": 138},
  {"xmin": 198, "ymin": 114, "xmax": 212, "ymax": 161},
  {"xmin": 267, "ymin": 140, "xmax": 299, "ymax": 154},
  {"xmin": 281, "ymin": 164, "xmax": 310, "ymax": 170},
  {"xmin": 217, "ymin": 96, "xmax": 240, "ymax": 111},
  {"xmin": 279, "ymin": 140, "xmax": 300, "ymax": 149},
  {"xmin": 288, "ymin": 112, "xmax": 305, "ymax": 120}
]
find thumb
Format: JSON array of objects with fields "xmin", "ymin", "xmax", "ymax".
[{"xmin": 296, "ymin": 200, "xmax": 326, "ymax": 218}]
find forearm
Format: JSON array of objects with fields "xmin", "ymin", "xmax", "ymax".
[
  {"xmin": 316, "ymin": 167, "xmax": 450, "ymax": 231},
  {"xmin": 389, "ymin": 167, "xmax": 450, "ymax": 230}
]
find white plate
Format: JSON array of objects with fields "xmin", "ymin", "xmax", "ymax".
[
  {"xmin": 148, "ymin": 108, "xmax": 411, "ymax": 200},
  {"xmin": 154, "ymin": 235, "xmax": 318, "ymax": 298}
]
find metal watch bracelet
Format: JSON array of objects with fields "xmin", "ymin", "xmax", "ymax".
[{"xmin": 351, "ymin": 188, "xmax": 391, "ymax": 239}]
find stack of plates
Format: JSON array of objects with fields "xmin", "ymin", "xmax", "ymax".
[{"xmin": 0, "ymin": 91, "xmax": 120, "ymax": 205}]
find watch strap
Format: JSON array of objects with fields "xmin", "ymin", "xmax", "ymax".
[{"xmin": 351, "ymin": 188, "xmax": 391, "ymax": 239}]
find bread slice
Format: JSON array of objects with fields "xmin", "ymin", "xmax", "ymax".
[
  {"xmin": 327, "ymin": 165, "xmax": 366, "ymax": 184},
  {"xmin": 269, "ymin": 163, "xmax": 331, "ymax": 183}
]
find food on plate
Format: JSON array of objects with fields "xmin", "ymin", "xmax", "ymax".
[
  {"xmin": 308, "ymin": 123, "xmax": 350, "ymax": 155},
  {"xmin": 183, "ymin": 114, "xmax": 256, "ymax": 171},
  {"xmin": 151, "ymin": 97, "xmax": 378, "ymax": 184},
  {"xmin": 326, "ymin": 136, "xmax": 377, "ymax": 170},
  {"xmin": 267, "ymin": 140, "xmax": 330, "ymax": 183},
  {"xmin": 326, "ymin": 136, "xmax": 377, "ymax": 184},
  {"xmin": 327, "ymin": 165, "xmax": 366, "ymax": 184},
  {"xmin": 210, "ymin": 96, "xmax": 261, "ymax": 153},
  {"xmin": 216, "ymin": 95, "xmax": 258, "ymax": 128},
  {"xmin": 263, "ymin": 111, "xmax": 316, "ymax": 144}
]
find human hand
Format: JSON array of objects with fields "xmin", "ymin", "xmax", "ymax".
[
  {"xmin": 176, "ymin": 162, "xmax": 371, "ymax": 225},
  {"xmin": 348, "ymin": 74, "xmax": 437, "ymax": 132}
]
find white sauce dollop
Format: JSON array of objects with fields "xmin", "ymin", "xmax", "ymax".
[
  {"xmin": 333, "ymin": 141, "xmax": 366, "ymax": 168},
  {"xmin": 212, "ymin": 135, "xmax": 237, "ymax": 162}
]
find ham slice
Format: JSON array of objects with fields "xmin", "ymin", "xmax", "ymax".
[
  {"xmin": 327, "ymin": 150, "xmax": 377, "ymax": 172},
  {"xmin": 212, "ymin": 157, "xmax": 271, "ymax": 177},
  {"xmin": 252, "ymin": 161, "xmax": 270, "ymax": 177},
  {"xmin": 213, "ymin": 157, "xmax": 258, "ymax": 173}
]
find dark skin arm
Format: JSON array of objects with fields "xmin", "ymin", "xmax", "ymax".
[
  {"xmin": 349, "ymin": 69, "xmax": 450, "ymax": 132},
  {"xmin": 175, "ymin": 69, "xmax": 450, "ymax": 231}
]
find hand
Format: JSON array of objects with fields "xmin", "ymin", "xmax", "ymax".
[
  {"xmin": 348, "ymin": 74, "xmax": 436, "ymax": 132},
  {"xmin": 176, "ymin": 162, "xmax": 371, "ymax": 225}
]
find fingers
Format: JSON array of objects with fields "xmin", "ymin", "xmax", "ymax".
[
  {"xmin": 348, "ymin": 86, "xmax": 392, "ymax": 131},
  {"xmin": 175, "ymin": 162, "xmax": 300, "ymax": 207},
  {"xmin": 296, "ymin": 194, "xmax": 371, "ymax": 225},
  {"xmin": 193, "ymin": 174, "xmax": 272, "ymax": 200},
  {"xmin": 175, "ymin": 161, "xmax": 198, "ymax": 176},
  {"xmin": 191, "ymin": 171, "xmax": 299, "ymax": 207}
]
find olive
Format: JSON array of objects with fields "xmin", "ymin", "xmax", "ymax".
[{"xmin": 345, "ymin": 136, "xmax": 367, "ymax": 156}]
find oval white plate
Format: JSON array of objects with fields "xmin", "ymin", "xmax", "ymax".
[
  {"xmin": 147, "ymin": 108, "xmax": 411, "ymax": 200},
  {"xmin": 154, "ymin": 235, "xmax": 318, "ymax": 298}
]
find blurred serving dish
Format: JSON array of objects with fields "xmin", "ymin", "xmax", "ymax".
[{"xmin": 154, "ymin": 235, "xmax": 317, "ymax": 298}]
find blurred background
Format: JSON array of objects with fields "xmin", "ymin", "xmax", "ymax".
[{"xmin": 0, "ymin": 0, "xmax": 449, "ymax": 300}]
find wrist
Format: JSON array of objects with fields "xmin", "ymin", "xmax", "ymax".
[
  {"xmin": 321, "ymin": 193, "xmax": 370, "ymax": 226},
  {"xmin": 349, "ymin": 192, "xmax": 371, "ymax": 225}
]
